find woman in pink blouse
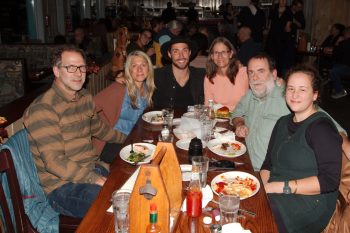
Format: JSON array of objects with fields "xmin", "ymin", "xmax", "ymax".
[{"xmin": 204, "ymin": 37, "xmax": 249, "ymax": 111}]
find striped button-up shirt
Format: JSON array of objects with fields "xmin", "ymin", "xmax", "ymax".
[{"xmin": 23, "ymin": 82, "xmax": 125, "ymax": 194}]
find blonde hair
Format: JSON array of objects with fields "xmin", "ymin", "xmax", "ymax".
[{"xmin": 124, "ymin": 51, "xmax": 155, "ymax": 108}]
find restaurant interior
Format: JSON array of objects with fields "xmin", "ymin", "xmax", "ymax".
[{"xmin": 1, "ymin": 0, "xmax": 350, "ymax": 232}]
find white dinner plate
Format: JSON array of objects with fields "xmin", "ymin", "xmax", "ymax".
[
  {"xmin": 142, "ymin": 111, "xmax": 163, "ymax": 125},
  {"xmin": 213, "ymin": 127, "xmax": 227, "ymax": 133},
  {"xmin": 175, "ymin": 138, "xmax": 206, "ymax": 151},
  {"xmin": 211, "ymin": 171, "xmax": 260, "ymax": 200},
  {"xmin": 215, "ymin": 118, "xmax": 229, "ymax": 122},
  {"xmin": 119, "ymin": 143, "xmax": 156, "ymax": 164},
  {"xmin": 207, "ymin": 138, "xmax": 246, "ymax": 158}
]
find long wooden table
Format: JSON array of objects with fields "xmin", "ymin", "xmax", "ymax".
[{"xmin": 77, "ymin": 109, "xmax": 279, "ymax": 233}]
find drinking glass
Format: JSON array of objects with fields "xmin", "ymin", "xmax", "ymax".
[
  {"xmin": 219, "ymin": 194, "xmax": 240, "ymax": 225},
  {"xmin": 191, "ymin": 156, "xmax": 209, "ymax": 188},
  {"xmin": 200, "ymin": 119, "xmax": 213, "ymax": 144},
  {"xmin": 111, "ymin": 191, "xmax": 130, "ymax": 233},
  {"xmin": 162, "ymin": 108, "xmax": 174, "ymax": 129},
  {"xmin": 194, "ymin": 104, "xmax": 204, "ymax": 119}
]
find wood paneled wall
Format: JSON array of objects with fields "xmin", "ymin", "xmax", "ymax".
[{"xmin": 311, "ymin": 0, "xmax": 350, "ymax": 43}]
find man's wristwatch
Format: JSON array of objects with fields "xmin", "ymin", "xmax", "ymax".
[{"xmin": 283, "ymin": 181, "xmax": 292, "ymax": 194}]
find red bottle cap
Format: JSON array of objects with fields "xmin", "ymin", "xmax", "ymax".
[{"xmin": 150, "ymin": 203, "xmax": 157, "ymax": 211}]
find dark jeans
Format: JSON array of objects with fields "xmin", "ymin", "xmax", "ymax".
[
  {"xmin": 330, "ymin": 64, "xmax": 350, "ymax": 93},
  {"xmin": 47, "ymin": 165, "xmax": 109, "ymax": 218}
]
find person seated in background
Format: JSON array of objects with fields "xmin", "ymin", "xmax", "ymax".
[
  {"xmin": 126, "ymin": 28, "xmax": 155, "ymax": 58},
  {"xmin": 158, "ymin": 20, "xmax": 183, "ymax": 46},
  {"xmin": 111, "ymin": 26, "xmax": 129, "ymax": 78},
  {"xmin": 319, "ymin": 23, "xmax": 345, "ymax": 70},
  {"xmin": 204, "ymin": 37, "xmax": 249, "ymax": 111},
  {"xmin": 70, "ymin": 27, "xmax": 100, "ymax": 61},
  {"xmin": 113, "ymin": 51, "xmax": 155, "ymax": 136},
  {"xmin": 329, "ymin": 26, "xmax": 350, "ymax": 99},
  {"xmin": 236, "ymin": 26, "xmax": 262, "ymax": 66},
  {"xmin": 260, "ymin": 64, "xmax": 342, "ymax": 233},
  {"xmin": 23, "ymin": 47, "xmax": 126, "ymax": 218},
  {"xmin": 232, "ymin": 54, "xmax": 348, "ymax": 171},
  {"xmin": 153, "ymin": 37, "xmax": 205, "ymax": 108},
  {"xmin": 237, "ymin": 0, "xmax": 266, "ymax": 45},
  {"xmin": 190, "ymin": 32, "xmax": 208, "ymax": 68},
  {"xmin": 150, "ymin": 17, "xmax": 165, "ymax": 66}
]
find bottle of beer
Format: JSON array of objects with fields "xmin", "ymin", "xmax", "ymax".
[{"xmin": 146, "ymin": 203, "xmax": 161, "ymax": 233}]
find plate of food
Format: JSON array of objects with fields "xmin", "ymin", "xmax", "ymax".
[
  {"xmin": 142, "ymin": 111, "xmax": 163, "ymax": 125},
  {"xmin": 207, "ymin": 139, "xmax": 246, "ymax": 158},
  {"xmin": 214, "ymin": 106, "xmax": 232, "ymax": 122},
  {"xmin": 211, "ymin": 171, "xmax": 260, "ymax": 199},
  {"xmin": 120, "ymin": 143, "xmax": 156, "ymax": 164}
]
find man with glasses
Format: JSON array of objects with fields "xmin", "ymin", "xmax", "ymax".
[
  {"xmin": 152, "ymin": 37, "xmax": 205, "ymax": 108},
  {"xmin": 126, "ymin": 28, "xmax": 155, "ymax": 58},
  {"xmin": 23, "ymin": 47, "xmax": 126, "ymax": 218}
]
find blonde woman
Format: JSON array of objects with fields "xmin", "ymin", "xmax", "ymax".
[{"xmin": 113, "ymin": 51, "xmax": 155, "ymax": 135}]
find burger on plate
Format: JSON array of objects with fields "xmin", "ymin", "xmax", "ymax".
[{"xmin": 215, "ymin": 106, "xmax": 230, "ymax": 118}]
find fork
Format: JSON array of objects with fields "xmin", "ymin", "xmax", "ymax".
[{"xmin": 130, "ymin": 140, "xmax": 134, "ymax": 153}]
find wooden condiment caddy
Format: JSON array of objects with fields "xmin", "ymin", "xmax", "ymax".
[{"xmin": 129, "ymin": 142, "xmax": 182, "ymax": 233}]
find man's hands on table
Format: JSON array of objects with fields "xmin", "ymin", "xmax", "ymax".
[{"xmin": 232, "ymin": 117, "xmax": 249, "ymax": 138}]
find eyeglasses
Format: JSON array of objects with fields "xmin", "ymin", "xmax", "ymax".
[
  {"xmin": 60, "ymin": 65, "xmax": 87, "ymax": 73},
  {"xmin": 211, "ymin": 50, "xmax": 231, "ymax": 57}
]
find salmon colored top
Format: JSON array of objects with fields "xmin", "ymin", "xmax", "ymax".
[{"xmin": 204, "ymin": 66, "xmax": 249, "ymax": 111}]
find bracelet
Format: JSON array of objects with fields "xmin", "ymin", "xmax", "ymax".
[{"xmin": 294, "ymin": 180, "xmax": 298, "ymax": 194}]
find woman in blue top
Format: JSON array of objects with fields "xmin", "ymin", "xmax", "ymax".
[{"xmin": 113, "ymin": 50, "xmax": 155, "ymax": 135}]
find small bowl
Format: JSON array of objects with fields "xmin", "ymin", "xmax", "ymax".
[{"xmin": 173, "ymin": 127, "xmax": 196, "ymax": 140}]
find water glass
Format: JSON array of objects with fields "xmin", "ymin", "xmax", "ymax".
[
  {"xmin": 111, "ymin": 191, "xmax": 130, "ymax": 233},
  {"xmin": 194, "ymin": 104, "xmax": 204, "ymax": 119},
  {"xmin": 162, "ymin": 108, "xmax": 174, "ymax": 128},
  {"xmin": 200, "ymin": 119, "xmax": 213, "ymax": 143},
  {"xmin": 219, "ymin": 194, "xmax": 240, "ymax": 225},
  {"xmin": 191, "ymin": 156, "xmax": 209, "ymax": 188}
]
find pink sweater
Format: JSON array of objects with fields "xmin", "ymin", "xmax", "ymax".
[{"xmin": 204, "ymin": 66, "xmax": 249, "ymax": 111}]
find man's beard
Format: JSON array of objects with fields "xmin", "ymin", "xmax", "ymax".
[
  {"xmin": 172, "ymin": 59, "xmax": 189, "ymax": 70},
  {"xmin": 250, "ymin": 77, "xmax": 275, "ymax": 99}
]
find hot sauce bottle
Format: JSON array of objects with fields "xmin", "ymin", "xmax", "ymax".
[
  {"xmin": 146, "ymin": 203, "xmax": 161, "ymax": 233},
  {"xmin": 186, "ymin": 167, "xmax": 203, "ymax": 217}
]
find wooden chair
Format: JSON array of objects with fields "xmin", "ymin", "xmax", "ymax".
[
  {"xmin": 323, "ymin": 152, "xmax": 350, "ymax": 233},
  {"xmin": 0, "ymin": 129, "xmax": 81, "ymax": 233}
]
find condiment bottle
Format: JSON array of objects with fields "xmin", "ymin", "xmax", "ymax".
[
  {"xmin": 186, "ymin": 166, "xmax": 203, "ymax": 217},
  {"xmin": 208, "ymin": 99, "xmax": 215, "ymax": 120},
  {"xmin": 188, "ymin": 137, "xmax": 203, "ymax": 163},
  {"xmin": 146, "ymin": 203, "xmax": 161, "ymax": 233}
]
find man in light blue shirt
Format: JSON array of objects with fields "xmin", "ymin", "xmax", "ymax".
[{"xmin": 232, "ymin": 54, "xmax": 347, "ymax": 171}]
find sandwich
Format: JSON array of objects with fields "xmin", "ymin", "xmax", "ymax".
[{"xmin": 216, "ymin": 106, "xmax": 230, "ymax": 118}]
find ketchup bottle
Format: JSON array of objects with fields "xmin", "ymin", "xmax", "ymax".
[{"xmin": 186, "ymin": 167, "xmax": 202, "ymax": 217}]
